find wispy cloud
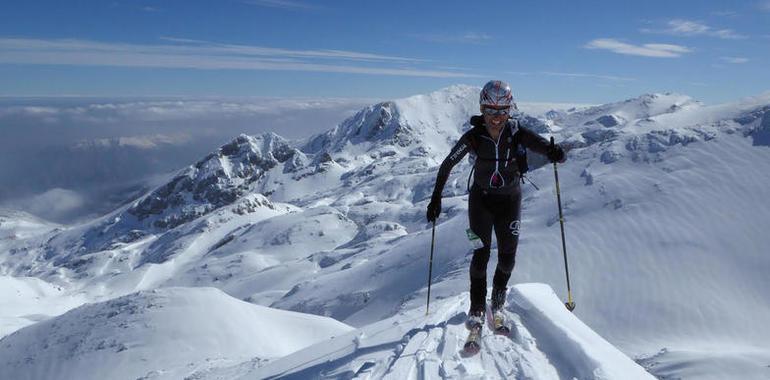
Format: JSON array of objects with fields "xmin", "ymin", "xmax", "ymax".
[
  {"xmin": 0, "ymin": 98, "xmax": 377, "ymax": 124},
  {"xmin": 0, "ymin": 37, "xmax": 478, "ymax": 78},
  {"xmin": 760, "ymin": 1, "xmax": 770, "ymax": 11},
  {"xmin": 241, "ymin": 0, "xmax": 318, "ymax": 10},
  {"xmin": 584, "ymin": 38, "xmax": 692, "ymax": 58},
  {"xmin": 504, "ymin": 71, "xmax": 636, "ymax": 82},
  {"xmin": 720, "ymin": 56, "xmax": 749, "ymax": 64},
  {"xmin": 711, "ymin": 10, "xmax": 738, "ymax": 17},
  {"xmin": 7, "ymin": 188, "xmax": 85, "ymax": 221},
  {"xmin": 155, "ymin": 36, "xmax": 426, "ymax": 63},
  {"xmin": 416, "ymin": 32, "xmax": 493, "ymax": 44},
  {"xmin": 74, "ymin": 133, "xmax": 193, "ymax": 149},
  {"xmin": 539, "ymin": 71, "xmax": 636, "ymax": 82},
  {"xmin": 641, "ymin": 19, "xmax": 747, "ymax": 39}
]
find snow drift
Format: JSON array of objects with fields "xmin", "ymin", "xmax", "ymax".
[{"xmin": 0, "ymin": 287, "xmax": 353, "ymax": 380}]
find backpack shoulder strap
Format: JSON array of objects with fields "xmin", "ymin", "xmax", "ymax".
[
  {"xmin": 466, "ymin": 125, "xmax": 484, "ymax": 154},
  {"xmin": 509, "ymin": 119, "xmax": 529, "ymax": 177}
]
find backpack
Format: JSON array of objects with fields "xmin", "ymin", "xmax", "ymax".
[{"xmin": 465, "ymin": 117, "xmax": 529, "ymax": 191}]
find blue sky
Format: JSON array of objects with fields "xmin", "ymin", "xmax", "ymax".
[{"xmin": 1, "ymin": 0, "xmax": 769, "ymax": 103}]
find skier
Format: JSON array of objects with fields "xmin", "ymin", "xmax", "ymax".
[{"xmin": 426, "ymin": 80, "xmax": 566, "ymax": 333}]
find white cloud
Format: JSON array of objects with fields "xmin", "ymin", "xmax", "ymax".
[
  {"xmin": 8, "ymin": 188, "xmax": 85, "ymax": 221},
  {"xmin": 720, "ymin": 56, "xmax": 749, "ymax": 64},
  {"xmin": 0, "ymin": 98, "xmax": 376, "ymax": 125},
  {"xmin": 0, "ymin": 97, "xmax": 378, "ymax": 145},
  {"xmin": 641, "ymin": 19, "xmax": 747, "ymax": 39},
  {"xmin": 584, "ymin": 39, "xmax": 692, "ymax": 58},
  {"xmin": 416, "ymin": 32, "xmax": 493, "ymax": 44},
  {"xmin": 241, "ymin": 0, "xmax": 317, "ymax": 10},
  {"xmin": 711, "ymin": 10, "xmax": 738, "ymax": 17},
  {"xmin": 667, "ymin": 19, "xmax": 710, "ymax": 35},
  {"xmin": 0, "ymin": 37, "xmax": 479, "ymax": 78},
  {"xmin": 74, "ymin": 133, "xmax": 193, "ymax": 149},
  {"xmin": 539, "ymin": 71, "xmax": 636, "ymax": 82}
]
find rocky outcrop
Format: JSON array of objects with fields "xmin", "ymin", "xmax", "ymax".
[{"xmin": 128, "ymin": 133, "xmax": 299, "ymax": 229}]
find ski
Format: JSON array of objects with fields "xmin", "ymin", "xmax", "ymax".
[
  {"xmin": 462, "ymin": 310, "xmax": 485, "ymax": 356},
  {"xmin": 487, "ymin": 305, "xmax": 511, "ymax": 336},
  {"xmin": 463, "ymin": 322, "xmax": 482, "ymax": 355},
  {"xmin": 491, "ymin": 309, "xmax": 511, "ymax": 336}
]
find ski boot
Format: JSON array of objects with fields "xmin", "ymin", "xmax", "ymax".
[
  {"xmin": 463, "ymin": 306, "xmax": 484, "ymax": 355},
  {"xmin": 490, "ymin": 287, "xmax": 510, "ymax": 335},
  {"xmin": 465, "ymin": 306, "xmax": 485, "ymax": 330}
]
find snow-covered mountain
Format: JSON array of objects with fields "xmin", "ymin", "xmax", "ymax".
[{"xmin": 1, "ymin": 85, "xmax": 769, "ymax": 379}]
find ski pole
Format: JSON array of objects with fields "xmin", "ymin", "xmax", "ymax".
[
  {"xmin": 426, "ymin": 219, "xmax": 436, "ymax": 315},
  {"xmin": 551, "ymin": 137, "xmax": 576, "ymax": 312}
]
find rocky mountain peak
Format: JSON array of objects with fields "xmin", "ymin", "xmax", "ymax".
[{"xmin": 126, "ymin": 133, "xmax": 298, "ymax": 230}]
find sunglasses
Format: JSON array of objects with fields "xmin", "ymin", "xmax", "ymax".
[{"xmin": 482, "ymin": 107, "xmax": 511, "ymax": 116}]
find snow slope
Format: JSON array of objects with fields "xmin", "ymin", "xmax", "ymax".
[
  {"xmin": 0, "ymin": 275, "xmax": 87, "ymax": 338},
  {"xmin": 0, "ymin": 287, "xmax": 353, "ymax": 380},
  {"xmin": 0, "ymin": 209, "xmax": 60, "ymax": 243},
  {"xmin": 195, "ymin": 284, "xmax": 653, "ymax": 380}
]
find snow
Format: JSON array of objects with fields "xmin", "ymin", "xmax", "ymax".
[
  {"xmin": 0, "ymin": 287, "xmax": 353, "ymax": 380},
  {"xmin": 1, "ymin": 85, "xmax": 770, "ymax": 379},
  {"xmin": 0, "ymin": 276, "xmax": 87, "ymax": 338},
  {"xmin": 197, "ymin": 284, "xmax": 651, "ymax": 380},
  {"xmin": 0, "ymin": 209, "xmax": 59, "ymax": 241}
]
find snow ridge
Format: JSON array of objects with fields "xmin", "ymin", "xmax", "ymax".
[
  {"xmin": 196, "ymin": 284, "xmax": 652, "ymax": 380},
  {"xmin": 0, "ymin": 287, "xmax": 353, "ymax": 380}
]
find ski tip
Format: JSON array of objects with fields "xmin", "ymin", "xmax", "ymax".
[
  {"xmin": 494, "ymin": 326, "xmax": 511, "ymax": 336},
  {"xmin": 462, "ymin": 341, "xmax": 480, "ymax": 356}
]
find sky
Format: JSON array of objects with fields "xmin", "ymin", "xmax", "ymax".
[{"xmin": 1, "ymin": 0, "xmax": 769, "ymax": 104}]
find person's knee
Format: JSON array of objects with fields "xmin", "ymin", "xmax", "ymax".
[
  {"xmin": 470, "ymin": 247, "xmax": 490, "ymax": 279},
  {"xmin": 497, "ymin": 253, "xmax": 516, "ymax": 274}
]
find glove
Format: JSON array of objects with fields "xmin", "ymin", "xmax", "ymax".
[
  {"xmin": 547, "ymin": 144, "xmax": 566, "ymax": 163},
  {"xmin": 426, "ymin": 194, "xmax": 441, "ymax": 222}
]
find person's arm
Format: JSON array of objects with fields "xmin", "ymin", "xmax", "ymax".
[
  {"xmin": 517, "ymin": 124, "xmax": 566, "ymax": 163},
  {"xmin": 427, "ymin": 134, "xmax": 471, "ymax": 222},
  {"xmin": 516, "ymin": 125, "xmax": 550, "ymax": 155},
  {"xmin": 432, "ymin": 135, "xmax": 471, "ymax": 198}
]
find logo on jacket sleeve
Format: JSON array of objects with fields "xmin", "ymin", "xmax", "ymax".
[{"xmin": 449, "ymin": 143, "xmax": 468, "ymax": 161}]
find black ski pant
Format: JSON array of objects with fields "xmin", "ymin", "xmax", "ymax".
[{"xmin": 468, "ymin": 186, "xmax": 521, "ymax": 312}]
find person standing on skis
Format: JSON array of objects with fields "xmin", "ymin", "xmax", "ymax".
[{"xmin": 426, "ymin": 80, "xmax": 566, "ymax": 326}]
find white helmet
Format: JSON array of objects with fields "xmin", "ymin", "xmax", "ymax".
[{"xmin": 480, "ymin": 80, "xmax": 515, "ymax": 109}]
